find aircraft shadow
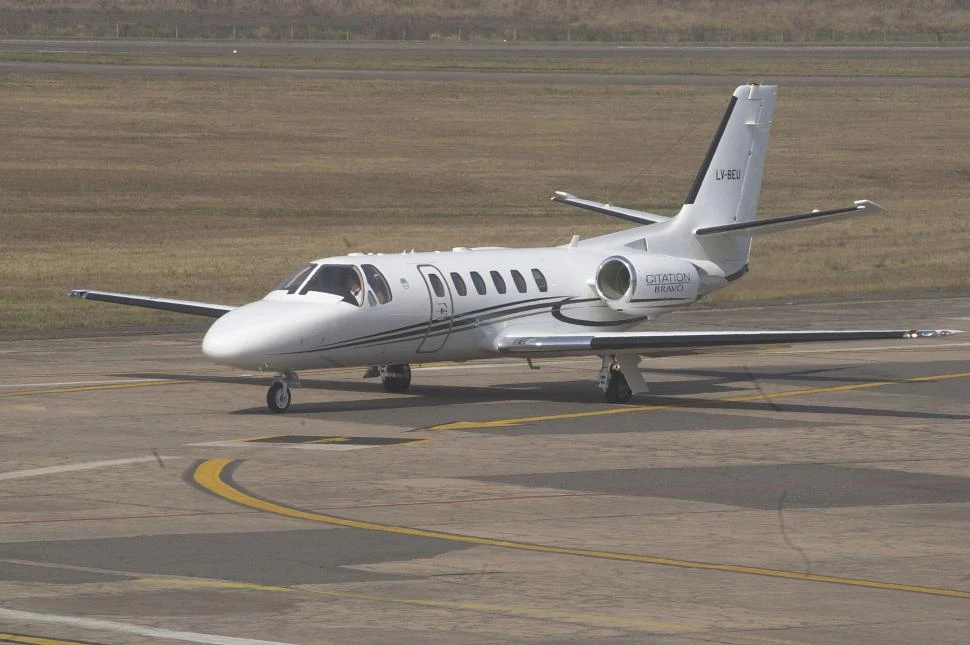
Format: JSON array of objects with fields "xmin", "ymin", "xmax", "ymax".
[
  {"xmin": 254, "ymin": 391, "xmax": 969, "ymax": 422},
  {"xmin": 649, "ymin": 364, "xmax": 954, "ymax": 387},
  {"xmin": 118, "ymin": 371, "xmax": 968, "ymax": 422}
]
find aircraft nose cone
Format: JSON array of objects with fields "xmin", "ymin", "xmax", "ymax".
[
  {"xmin": 202, "ymin": 300, "xmax": 321, "ymax": 368},
  {"xmin": 201, "ymin": 319, "xmax": 245, "ymax": 363},
  {"xmin": 202, "ymin": 310, "xmax": 265, "ymax": 366}
]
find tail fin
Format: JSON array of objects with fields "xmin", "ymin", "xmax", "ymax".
[
  {"xmin": 657, "ymin": 84, "xmax": 774, "ymax": 278},
  {"xmin": 681, "ymin": 83, "xmax": 775, "ymax": 230}
]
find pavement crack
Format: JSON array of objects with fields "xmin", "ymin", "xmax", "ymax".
[{"xmin": 777, "ymin": 490, "xmax": 812, "ymax": 575}]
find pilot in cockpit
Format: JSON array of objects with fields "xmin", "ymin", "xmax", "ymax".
[{"xmin": 343, "ymin": 270, "xmax": 362, "ymax": 306}]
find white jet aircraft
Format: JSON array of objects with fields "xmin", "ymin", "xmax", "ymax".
[{"xmin": 71, "ymin": 84, "xmax": 956, "ymax": 412}]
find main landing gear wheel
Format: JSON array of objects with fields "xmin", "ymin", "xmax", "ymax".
[
  {"xmin": 266, "ymin": 380, "xmax": 291, "ymax": 413},
  {"xmin": 381, "ymin": 364, "xmax": 412, "ymax": 393},
  {"xmin": 605, "ymin": 371, "xmax": 633, "ymax": 404}
]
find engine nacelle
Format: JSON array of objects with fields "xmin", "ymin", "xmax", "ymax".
[{"xmin": 594, "ymin": 254, "xmax": 700, "ymax": 312}]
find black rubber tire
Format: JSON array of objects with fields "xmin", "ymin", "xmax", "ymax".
[
  {"xmin": 382, "ymin": 364, "xmax": 412, "ymax": 393},
  {"xmin": 605, "ymin": 371, "xmax": 633, "ymax": 404},
  {"xmin": 267, "ymin": 381, "xmax": 291, "ymax": 413}
]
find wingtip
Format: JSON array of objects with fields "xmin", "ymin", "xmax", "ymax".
[
  {"xmin": 854, "ymin": 199, "xmax": 886, "ymax": 214},
  {"xmin": 908, "ymin": 329, "xmax": 962, "ymax": 338}
]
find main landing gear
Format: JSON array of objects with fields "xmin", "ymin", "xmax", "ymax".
[
  {"xmin": 266, "ymin": 371, "xmax": 299, "ymax": 413},
  {"xmin": 379, "ymin": 364, "xmax": 412, "ymax": 393},
  {"xmin": 598, "ymin": 354, "xmax": 648, "ymax": 404}
]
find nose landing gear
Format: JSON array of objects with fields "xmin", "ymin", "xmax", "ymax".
[{"xmin": 266, "ymin": 371, "xmax": 299, "ymax": 413}]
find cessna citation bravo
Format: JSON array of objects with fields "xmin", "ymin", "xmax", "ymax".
[{"xmin": 70, "ymin": 84, "xmax": 957, "ymax": 412}]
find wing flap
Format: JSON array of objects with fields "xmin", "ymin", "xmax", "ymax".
[
  {"xmin": 551, "ymin": 191, "xmax": 670, "ymax": 226},
  {"xmin": 69, "ymin": 290, "xmax": 235, "ymax": 318},
  {"xmin": 695, "ymin": 200, "xmax": 884, "ymax": 237},
  {"xmin": 498, "ymin": 329, "xmax": 959, "ymax": 355}
]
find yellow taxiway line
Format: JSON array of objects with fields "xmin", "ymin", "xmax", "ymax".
[
  {"xmin": 193, "ymin": 458, "xmax": 970, "ymax": 600},
  {"xmin": 428, "ymin": 370, "xmax": 970, "ymax": 430},
  {"xmin": 0, "ymin": 634, "xmax": 99, "ymax": 645},
  {"xmin": 0, "ymin": 380, "xmax": 188, "ymax": 399}
]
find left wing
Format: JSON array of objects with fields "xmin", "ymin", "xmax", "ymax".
[
  {"xmin": 551, "ymin": 191, "xmax": 671, "ymax": 226},
  {"xmin": 69, "ymin": 290, "xmax": 236, "ymax": 318},
  {"xmin": 497, "ymin": 329, "xmax": 959, "ymax": 355}
]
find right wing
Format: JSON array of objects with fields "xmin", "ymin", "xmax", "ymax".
[
  {"xmin": 69, "ymin": 290, "xmax": 236, "ymax": 318},
  {"xmin": 497, "ymin": 328, "xmax": 959, "ymax": 356},
  {"xmin": 695, "ymin": 200, "xmax": 884, "ymax": 237},
  {"xmin": 551, "ymin": 191, "xmax": 671, "ymax": 226}
]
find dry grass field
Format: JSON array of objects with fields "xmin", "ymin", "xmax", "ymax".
[
  {"xmin": 1, "ymin": 67, "xmax": 969, "ymax": 331},
  {"xmin": 2, "ymin": 0, "xmax": 970, "ymax": 42}
]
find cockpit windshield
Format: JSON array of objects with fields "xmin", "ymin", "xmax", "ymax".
[
  {"xmin": 272, "ymin": 262, "xmax": 393, "ymax": 308},
  {"xmin": 300, "ymin": 264, "xmax": 365, "ymax": 306},
  {"xmin": 273, "ymin": 263, "xmax": 316, "ymax": 293}
]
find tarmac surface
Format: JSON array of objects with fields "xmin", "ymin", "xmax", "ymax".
[
  {"xmin": 1, "ymin": 297, "xmax": 969, "ymax": 644},
  {"xmin": 1, "ymin": 38, "xmax": 969, "ymax": 86}
]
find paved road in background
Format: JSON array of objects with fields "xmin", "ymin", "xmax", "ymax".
[{"xmin": 1, "ymin": 38, "xmax": 968, "ymax": 85}]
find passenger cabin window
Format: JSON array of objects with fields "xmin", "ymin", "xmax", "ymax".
[
  {"xmin": 510, "ymin": 269, "xmax": 527, "ymax": 293},
  {"xmin": 274, "ymin": 263, "xmax": 316, "ymax": 294},
  {"xmin": 450, "ymin": 272, "xmax": 467, "ymax": 296},
  {"xmin": 362, "ymin": 264, "xmax": 392, "ymax": 304},
  {"xmin": 428, "ymin": 273, "xmax": 446, "ymax": 298},
  {"xmin": 470, "ymin": 271, "xmax": 487, "ymax": 295},
  {"xmin": 532, "ymin": 268, "xmax": 548, "ymax": 293},
  {"xmin": 300, "ymin": 265, "xmax": 364, "ymax": 306},
  {"xmin": 490, "ymin": 270, "xmax": 507, "ymax": 295}
]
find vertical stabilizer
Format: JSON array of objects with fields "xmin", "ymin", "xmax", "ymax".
[
  {"xmin": 682, "ymin": 83, "xmax": 775, "ymax": 228},
  {"xmin": 654, "ymin": 84, "xmax": 775, "ymax": 277}
]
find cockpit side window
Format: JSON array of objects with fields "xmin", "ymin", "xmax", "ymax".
[
  {"xmin": 362, "ymin": 264, "xmax": 392, "ymax": 304},
  {"xmin": 274, "ymin": 263, "xmax": 317, "ymax": 294}
]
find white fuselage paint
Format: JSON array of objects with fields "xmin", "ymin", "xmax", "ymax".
[{"xmin": 201, "ymin": 245, "xmax": 703, "ymax": 372}]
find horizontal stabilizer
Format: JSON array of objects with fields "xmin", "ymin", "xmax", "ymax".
[
  {"xmin": 69, "ymin": 290, "xmax": 236, "ymax": 318},
  {"xmin": 551, "ymin": 191, "xmax": 670, "ymax": 226},
  {"xmin": 498, "ymin": 328, "xmax": 959, "ymax": 355},
  {"xmin": 695, "ymin": 200, "xmax": 884, "ymax": 237}
]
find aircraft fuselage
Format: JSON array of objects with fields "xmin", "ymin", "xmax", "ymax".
[{"xmin": 201, "ymin": 245, "xmax": 702, "ymax": 372}]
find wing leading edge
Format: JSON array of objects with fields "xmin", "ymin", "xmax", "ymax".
[
  {"xmin": 498, "ymin": 329, "xmax": 959, "ymax": 355},
  {"xmin": 69, "ymin": 290, "xmax": 235, "ymax": 318}
]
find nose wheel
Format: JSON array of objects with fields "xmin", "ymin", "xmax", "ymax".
[
  {"xmin": 380, "ymin": 364, "xmax": 412, "ymax": 393},
  {"xmin": 266, "ymin": 371, "xmax": 299, "ymax": 413},
  {"xmin": 266, "ymin": 381, "xmax": 290, "ymax": 413}
]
